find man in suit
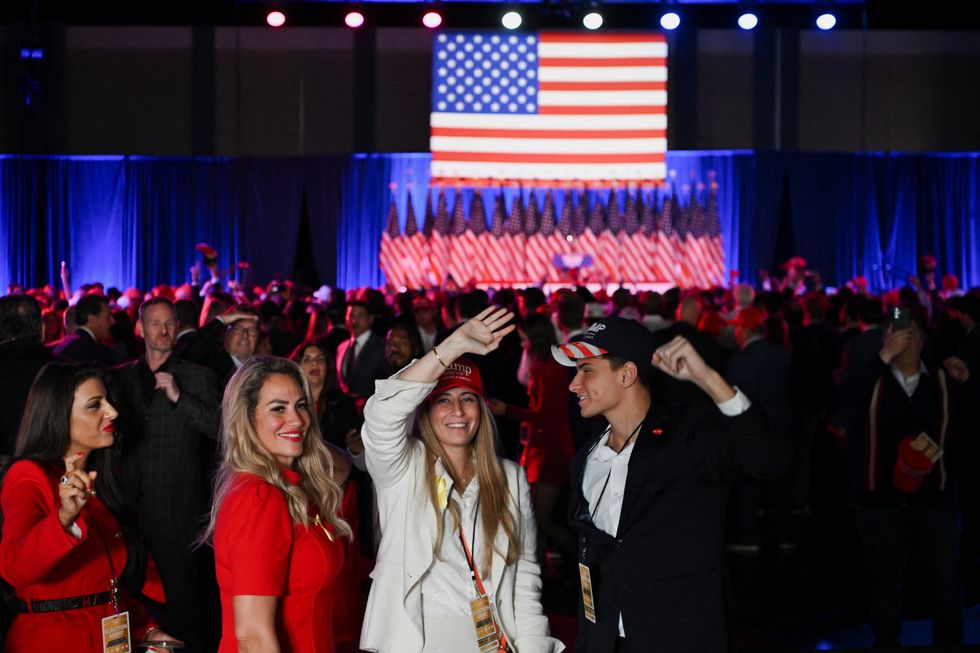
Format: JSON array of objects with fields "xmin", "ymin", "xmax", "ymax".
[
  {"xmin": 553, "ymin": 317, "xmax": 790, "ymax": 652},
  {"xmin": 109, "ymin": 297, "xmax": 221, "ymax": 653},
  {"xmin": 336, "ymin": 300, "xmax": 388, "ymax": 400},
  {"xmin": 51, "ymin": 293, "xmax": 116, "ymax": 366}
]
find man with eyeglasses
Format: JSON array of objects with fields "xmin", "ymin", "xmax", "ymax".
[
  {"xmin": 179, "ymin": 304, "xmax": 262, "ymax": 387},
  {"xmin": 552, "ymin": 317, "xmax": 790, "ymax": 653}
]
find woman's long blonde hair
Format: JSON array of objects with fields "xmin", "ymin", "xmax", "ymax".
[
  {"xmin": 418, "ymin": 395, "xmax": 519, "ymax": 577},
  {"xmin": 202, "ymin": 356, "xmax": 351, "ymax": 542}
]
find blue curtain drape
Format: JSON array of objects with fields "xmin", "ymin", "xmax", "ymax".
[{"xmin": 2, "ymin": 152, "xmax": 978, "ymax": 294}]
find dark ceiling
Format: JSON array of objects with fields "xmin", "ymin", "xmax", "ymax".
[{"xmin": 1, "ymin": 0, "xmax": 976, "ymax": 30}]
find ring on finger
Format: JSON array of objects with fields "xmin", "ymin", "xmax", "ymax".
[{"xmin": 60, "ymin": 475, "xmax": 70, "ymax": 485}]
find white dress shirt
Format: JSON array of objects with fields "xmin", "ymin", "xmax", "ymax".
[{"xmin": 420, "ymin": 477, "xmax": 492, "ymax": 617}]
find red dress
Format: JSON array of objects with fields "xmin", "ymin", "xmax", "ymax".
[
  {"xmin": 215, "ymin": 469, "xmax": 343, "ymax": 653},
  {"xmin": 0, "ymin": 460, "xmax": 165, "ymax": 653},
  {"xmin": 506, "ymin": 357, "xmax": 574, "ymax": 485}
]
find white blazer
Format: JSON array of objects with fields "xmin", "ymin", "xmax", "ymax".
[{"xmin": 359, "ymin": 376, "xmax": 564, "ymax": 653}]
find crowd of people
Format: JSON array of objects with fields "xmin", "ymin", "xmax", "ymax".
[{"xmin": 0, "ymin": 251, "xmax": 977, "ymax": 652}]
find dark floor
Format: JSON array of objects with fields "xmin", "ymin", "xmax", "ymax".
[{"xmin": 540, "ymin": 496, "xmax": 980, "ymax": 652}]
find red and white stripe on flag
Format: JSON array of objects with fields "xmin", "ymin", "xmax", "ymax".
[{"xmin": 430, "ymin": 32, "xmax": 667, "ymax": 186}]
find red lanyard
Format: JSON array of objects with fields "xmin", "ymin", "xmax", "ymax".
[{"xmin": 458, "ymin": 515, "xmax": 510, "ymax": 653}]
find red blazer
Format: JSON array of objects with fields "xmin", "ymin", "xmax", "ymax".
[{"xmin": 0, "ymin": 460, "xmax": 165, "ymax": 653}]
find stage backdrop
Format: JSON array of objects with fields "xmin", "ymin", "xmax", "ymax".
[{"xmin": 1, "ymin": 151, "xmax": 978, "ymax": 294}]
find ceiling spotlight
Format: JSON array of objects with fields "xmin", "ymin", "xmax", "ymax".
[
  {"xmin": 737, "ymin": 12, "xmax": 758, "ymax": 30},
  {"xmin": 660, "ymin": 12, "xmax": 681, "ymax": 30},
  {"xmin": 501, "ymin": 10, "xmax": 522, "ymax": 30},
  {"xmin": 816, "ymin": 12, "xmax": 837, "ymax": 30},
  {"xmin": 345, "ymin": 11, "xmax": 365, "ymax": 28},
  {"xmin": 582, "ymin": 11, "xmax": 603, "ymax": 30},
  {"xmin": 266, "ymin": 10, "xmax": 286, "ymax": 28},
  {"xmin": 422, "ymin": 11, "xmax": 443, "ymax": 29}
]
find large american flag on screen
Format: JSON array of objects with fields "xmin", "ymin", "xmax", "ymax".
[{"xmin": 430, "ymin": 31, "xmax": 668, "ymax": 186}]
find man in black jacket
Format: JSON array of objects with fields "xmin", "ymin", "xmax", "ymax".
[
  {"xmin": 51, "ymin": 293, "xmax": 116, "ymax": 366},
  {"xmin": 553, "ymin": 317, "xmax": 790, "ymax": 653},
  {"xmin": 109, "ymin": 297, "xmax": 221, "ymax": 652},
  {"xmin": 0, "ymin": 295, "xmax": 58, "ymax": 458},
  {"xmin": 839, "ymin": 306, "xmax": 965, "ymax": 646}
]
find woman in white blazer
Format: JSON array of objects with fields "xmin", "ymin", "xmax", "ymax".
[{"xmin": 360, "ymin": 307, "xmax": 564, "ymax": 653}]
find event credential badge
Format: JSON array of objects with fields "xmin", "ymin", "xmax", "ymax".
[
  {"xmin": 579, "ymin": 563, "xmax": 597, "ymax": 623},
  {"xmin": 102, "ymin": 611, "xmax": 131, "ymax": 653}
]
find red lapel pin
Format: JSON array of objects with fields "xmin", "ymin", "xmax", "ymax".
[{"xmin": 651, "ymin": 428, "xmax": 664, "ymax": 436}]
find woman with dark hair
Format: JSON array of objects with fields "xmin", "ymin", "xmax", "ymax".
[
  {"xmin": 289, "ymin": 340, "xmax": 361, "ymax": 450},
  {"xmin": 203, "ymin": 356, "xmax": 352, "ymax": 653},
  {"xmin": 0, "ymin": 362, "xmax": 178, "ymax": 652},
  {"xmin": 488, "ymin": 313, "xmax": 576, "ymax": 567}
]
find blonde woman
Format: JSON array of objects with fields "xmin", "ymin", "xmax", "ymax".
[
  {"xmin": 360, "ymin": 307, "xmax": 564, "ymax": 653},
  {"xmin": 203, "ymin": 356, "xmax": 352, "ymax": 653}
]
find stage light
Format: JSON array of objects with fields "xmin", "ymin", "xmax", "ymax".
[
  {"xmin": 582, "ymin": 11, "xmax": 603, "ymax": 30},
  {"xmin": 422, "ymin": 11, "xmax": 442, "ymax": 29},
  {"xmin": 345, "ymin": 11, "xmax": 365, "ymax": 28},
  {"xmin": 816, "ymin": 12, "xmax": 837, "ymax": 30},
  {"xmin": 266, "ymin": 10, "xmax": 286, "ymax": 28},
  {"xmin": 660, "ymin": 11, "xmax": 681, "ymax": 30},
  {"xmin": 501, "ymin": 11, "xmax": 522, "ymax": 30},
  {"xmin": 737, "ymin": 12, "xmax": 758, "ymax": 30}
]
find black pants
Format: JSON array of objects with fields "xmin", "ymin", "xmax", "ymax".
[{"xmin": 854, "ymin": 501, "xmax": 964, "ymax": 646}]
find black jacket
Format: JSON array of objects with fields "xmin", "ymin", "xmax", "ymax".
[{"xmin": 568, "ymin": 399, "xmax": 789, "ymax": 653}]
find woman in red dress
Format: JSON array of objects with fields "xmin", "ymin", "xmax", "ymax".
[
  {"xmin": 489, "ymin": 314, "xmax": 576, "ymax": 565},
  {"xmin": 204, "ymin": 356, "xmax": 352, "ymax": 653},
  {"xmin": 0, "ymin": 362, "xmax": 178, "ymax": 652}
]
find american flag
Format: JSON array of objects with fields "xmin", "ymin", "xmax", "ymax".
[
  {"xmin": 639, "ymin": 186, "xmax": 662, "ymax": 281},
  {"xmin": 468, "ymin": 190, "xmax": 488, "ymax": 281},
  {"xmin": 486, "ymin": 190, "xmax": 509, "ymax": 282},
  {"xmin": 430, "ymin": 188, "xmax": 451, "ymax": 285},
  {"xmin": 430, "ymin": 31, "xmax": 668, "ymax": 185},
  {"xmin": 379, "ymin": 195, "xmax": 402, "ymax": 287},
  {"xmin": 521, "ymin": 191, "xmax": 540, "ymax": 280},
  {"xmin": 403, "ymin": 192, "xmax": 427, "ymax": 288},
  {"xmin": 448, "ymin": 189, "xmax": 472, "ymax": 284},
  {"xmin": 602, "ymin": 190, "xmax": 624, "ymax": 282},
  {"xmin": 620, "ymin": 186, "xmax": 648, "ymax": 282},
  {"xmin": 526, "ymin": 190, "xmax": 555, "ymax": 283},
  {"xmin": 703, "ymin": 180, "xmax": 725, "ymax": 286},
  {"xmin": 585, "ymin": 196, "xmax": 610, "ymax": 281},
  {"xmin": 502, "ymin": 189, "xmax": 525, "ymax": 281},
  {"xmin": 655, "ymin": 184, "xmax": 678, "ymax": 283}
]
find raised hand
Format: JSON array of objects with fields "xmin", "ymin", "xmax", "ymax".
[
  {"xmin": 652, "ymin": 336, "xmax": 709, "ymax": 383},
  {"xmin": 652, "ymin": 336, "xmax": 736, "ymax": 404},
  {"xmin": 880, "ymin": 325, "xmax": 915, "ymax": 364},
  {"xmin": 58, "ymin": 453, "xmax": 97, "ymax": 530},
  {"xmin": 395, "ymin": 307, "xmax": 515, "ymax": 385},
  {"xmin": 446, "ymin": 307, "xmax": 516, "ymax": 357}
]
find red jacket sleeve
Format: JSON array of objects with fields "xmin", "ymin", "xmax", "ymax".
[
  {"xmin": 0, "ymin": 461, "xmax": 88, "ymax": 588},
  {"xmin": 215, "ymin": 476, "xmax": 292, "ymax": 597}
]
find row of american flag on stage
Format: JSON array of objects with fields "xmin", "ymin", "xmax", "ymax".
[{"xmin": 378, "ymin": 182, "xmax": 725, "ymax": 289}]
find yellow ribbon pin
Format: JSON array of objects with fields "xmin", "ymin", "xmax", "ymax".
[{"xmin": 436, "ymin": 476, "xmax": 447, "ymax": 510}]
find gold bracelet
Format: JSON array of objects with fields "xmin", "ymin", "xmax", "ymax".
[{"xmin": 431, "ymin": 345, "xmax": 449, "ymax": 369}]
